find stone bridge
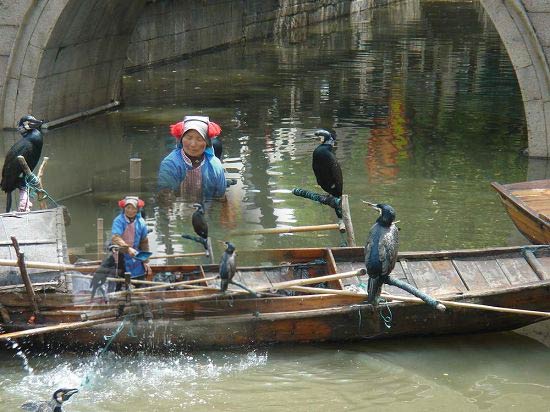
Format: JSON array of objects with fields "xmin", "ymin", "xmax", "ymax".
[{"xmin": 1, "ymin": 0, "xmax": 549, "ymax": 157}]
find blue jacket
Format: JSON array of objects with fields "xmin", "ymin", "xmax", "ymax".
[
  {"xmin": 157, "ymin": 146, "xmax": 226, "ymax": 199},
  {"xmin": 111, "ymin": 212, "xmax": 148, "ymax": 278}
]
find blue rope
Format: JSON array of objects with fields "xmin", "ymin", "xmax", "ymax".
[
  {"xmin": 24, "ymin": 173, "xmax": 58, "ymax": 207},
  {"xmin": 378, "ymin": 297, "xmax": 393, "ymax": 329}
]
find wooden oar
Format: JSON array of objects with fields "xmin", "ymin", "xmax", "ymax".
[
  {"xmin": 231, "ymin": 224, "xmax": 340, "ymax": 236},
  {"xmin": 289, "ymin": 286, "xmax": 550, "ymax": 318}
]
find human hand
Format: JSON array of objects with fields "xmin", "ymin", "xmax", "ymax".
[{"xmin": 128, "ymin": 247, "xmax": 137, "ymax": 257}]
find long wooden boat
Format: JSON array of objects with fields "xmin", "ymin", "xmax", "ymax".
[
  {"xmin": 1, "ymin": 244, "xmax": 550, "ymax": 351},
  {"xmin": 492, "ymin": 179, "xmax": 550, "ymax": 244}
]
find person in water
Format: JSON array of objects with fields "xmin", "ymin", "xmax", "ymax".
[
  {"xmin": 110, "ymin": 196, "xmax": 151, "ymax": 283},
  {"xmin": 158, "ymin": 115, "xmax": 226, "ymax": 203}
]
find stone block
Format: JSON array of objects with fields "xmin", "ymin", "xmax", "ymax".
[
  {"xmin": 0, "ymin": 25, "xmax": 17, "ymax": 55},
  {"xmin": 524, "ymin": 99, "xmax": 549, "ymax": 157},
  {"xmin": 523, "ymin": 0, "xmax": 550, "ymax": 13},
  {"xmin": 2, "ymin": 78, "xmax": 18, "ymax": 128},
  {"xmin": 0, "ymin": 0, "xmax": 33, "ymax": 25},
  {"xmin": 14, "ymin": 75, "xmax": 35, "ymax": 119},
  {"xmin": 528, "ymin": 13, "xmax": 550, "ymax": 47},
  {"xmin": 21, "ymin": 44, "xmax": 44, "ymax": 78},
  {"xmin": 516, "ymin": 65, "xmax": 543, "ymax": 101}
]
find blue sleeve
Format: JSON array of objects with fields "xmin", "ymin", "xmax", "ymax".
[
  {"xmin": 138, "ymin": 219, "xmax": 148, "ymax": 241},
  {"xmin": 203, "ymin": 156, "xmax": 226, "ymax": 198},
  {"xmin": 111, "ymin": 215, "xmax": 125, "ymax": 236},
  {"xmin": 158, "ymin": 151, "xmax": 186, "ymax": 191}
]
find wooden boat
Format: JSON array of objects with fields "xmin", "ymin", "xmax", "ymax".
[
  {"xmin": 1, "ymin": 244, "xmax": 550, "ymax": 351},
  {"xmin": 492, "ymin": 179, "xmax": 550, "ymax": 244}
]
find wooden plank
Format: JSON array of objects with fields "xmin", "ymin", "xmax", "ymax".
[
  {"xmin": 474, "ymin": 260, "xmax": 511, "ymax": 288},
  {"xmin": 237, "ymin": 269, "xmax": 272, "ymax": 289},
  {"xmin": 452, "ymin": 259, "xmax": 489, "ymax": 291},
  {"xmin": 405, "ymin": 261, "xmax": 443, "ymax": 293},
  {"xmin": 497, "ymin": 257, "xmax": 543, "ymax": 284},
  {"xmin": 430, "ymin": 260, "xmax": 467, "ymax": 292},
  {"xmin": 536, "ymin": 256, "xmax": 550, "ymax": 279}
]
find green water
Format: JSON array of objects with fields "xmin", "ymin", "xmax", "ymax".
[{"xmin": 1, "ymin": 1, "xmax": 550, "ymax": 411}]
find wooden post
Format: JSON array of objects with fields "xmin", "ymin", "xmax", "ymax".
[
  {"xmin": 341, "ymin": 195, "xmax": 356, "ymax": 247},
  {"xmin": 97, "ymin": 218, "xmax": 104, "ymax": 260},
  {"xmin": 10, "ymin": 237, "xmax": 40, "ymax": 316},
  {"xmin": 129, "ymin": 158, "xmax": 141, "ymax": 179}
]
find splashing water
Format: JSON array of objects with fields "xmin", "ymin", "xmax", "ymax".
[{"xmin": 0, "ymin": 326, "xmax": 33, "ymax": 374}]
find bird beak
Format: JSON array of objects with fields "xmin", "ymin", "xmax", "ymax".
[
  {"xmin": 63, "ymin": 389, "xmax": 79, "ymax": 401},
  {"xmin": 361, "ymin": 200, "xmax": 381, "ymax": 214},
  {"xmin": 190, "ymin": 203, "xmax": 201, "ymax": 209}
]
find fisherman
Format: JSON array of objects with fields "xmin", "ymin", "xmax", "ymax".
[
  {"xmin": 110, "ymin": 196, "xmax": 151, "ymax": 286},
  {"xmin": 158, "ymin": 115, "xmax": 226, "ymax": 204}
]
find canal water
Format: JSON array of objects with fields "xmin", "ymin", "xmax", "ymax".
[{"xmin": 1, "ymin": 1, "xmax": 549, "ymax": 410}]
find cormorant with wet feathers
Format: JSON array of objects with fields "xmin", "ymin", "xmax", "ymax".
[
  {"xmin": 21, "ymin": 388, "xmax": 78, "ymax": 412},
  {"xmin": 312, "ymin": 129, "xmax": 342, "ymax": 198},
  {"xmin": 363, "ymin": 202, "xmax": 399, "ymax": 304},
  {"xmin": 1, "ymin": 115, "xmax": 44, "ymax": 212},
  {"xmin": 219, "ymin": 242, "xmax": 236, "ymax": 292}
]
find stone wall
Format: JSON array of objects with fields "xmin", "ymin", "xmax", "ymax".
[{"xmin": 125, "ymin": 0, "xmax": 398, "ymax": 71}]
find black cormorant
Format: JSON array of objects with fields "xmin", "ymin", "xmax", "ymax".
[
  {"xmin": 191, "ymin": 203, "xmax": 209, "ymax": 252},
  {"xmin": 21, "ymin": 388, "xmax": 78, "ymax": 412},
  {"xmin": 363, "ymin": 202, "xmax": 399, "ymax": 304},
  {"xmin": 312, "ymin": 129, "xmax": 343, "ymax": 198},
  {"xmin": 1, "ymin": 115, "xmax": 44, "ymax": 212},
  {"xmin": 219, "ymin": 242, "xmax": 236, "ymax": 292},
  {"xmin": 90, "ymin": 245, "xmax": 125, "ymax": 301}
]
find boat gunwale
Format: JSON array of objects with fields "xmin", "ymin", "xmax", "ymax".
[{"xmin": 491, "ymin": 181, "xmax": 549, "ymax": 228}]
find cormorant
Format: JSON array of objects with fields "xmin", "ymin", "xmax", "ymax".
[
  {"xmin": 192, "ymin": 203, "xmax": 208, "ymax": 239},
  {"xmin": 219, "ymin": 242, "xmax": 236, "ymax": 292},
  {"xmin": 21, "ymin": 388, "xmax": 78, "ymax": 412},
  {"xmin": 1, "ymin": 115, "xmax": 44, "ymax": 212},
  {"xmin": 312, "ymin": 129, "xmax": 343, "ymax": 198},
  {"xmin": 211, "ymin": 135, "xmax": 222, "ymax": 159},
  {"xmin": 363, "ymin": 202, "xmax": 399, "ymax": 304},
  {"xmin": 90, "ymin": 245, "xmax": 125, "ymax": 301}
]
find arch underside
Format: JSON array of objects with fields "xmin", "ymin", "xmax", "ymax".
[{"xmin": 2, "ymin": 0, "xmax": 147, "ymax": 129}]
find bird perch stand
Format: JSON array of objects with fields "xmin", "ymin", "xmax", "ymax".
[
  {"xmin": 292, "ymin": 188, "xmax": 356, "ymax": 246},
  {"xmin": 181, "ymin": 234, "xmax": 215, "ymax": 263},
  {"xmin": 17, "ymin": 155, "xmax": 50, "ymax": 209}
]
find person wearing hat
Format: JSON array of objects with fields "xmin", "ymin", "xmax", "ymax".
[
  {"xmin": 158, "ymin": 115, "xmax": 226, "ymax": 203},
  {"xmin": 110, "ymin": 196, "xmax": 151, "ymax": 282}
]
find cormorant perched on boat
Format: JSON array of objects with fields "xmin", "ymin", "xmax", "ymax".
[
  {"xmin": 363, "ymin": 202, "xmax": 399, "ymax": 304},
  {"xmin": 211, "ymin": 135, "xmax": 222, "ymax": 160},
  {"xmin": 21, "ymin": 388, "xmax": 78, "ymax": 412},
  {"xmin": 90, "ymin": 245, "xmax": 125, "ymax": 301},
  {"xmin": 312, "ymin": 129, "xmax": 342, "ymax": 199},
  {"xmin": 219, "ymin": 242, "xmax": 236, "ymax": 292},
  {"xmin": 1, "ymin": 115, "xmax": 44, "ymax": 212},
  {"xmin": 191, "ymin": 203, "xmax": 208, "ymax": 249}
]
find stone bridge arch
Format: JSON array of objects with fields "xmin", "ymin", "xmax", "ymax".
[
  {"xmin": 0, "ymin": 0, "xmax": 147, "ymax": 130},
  {"xmin": 480, "ymin": 0, "xmax": 550, "ymax": 158}
]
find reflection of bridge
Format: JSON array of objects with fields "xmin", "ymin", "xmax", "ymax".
[{"xmin": 0, "ymin": 0, "xmax": 549, "ymax": 156}]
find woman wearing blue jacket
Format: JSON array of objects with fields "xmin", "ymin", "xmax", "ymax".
[{"xmin": 158, "ymin": 115, "xmax": 226, "ymax": 203}]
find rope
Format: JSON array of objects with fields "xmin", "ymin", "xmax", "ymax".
[
  {"xmin": 24, "ymin": 173, "xmax": 58, "ymax": 207},
  {"xmin": 378, "ymin": 297, "xmax": 393, "ymax": 329}
]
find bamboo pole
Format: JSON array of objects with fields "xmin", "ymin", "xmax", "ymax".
[
  {"xmin": 231, "ymin": 224, "xmax": 340, "ymax": 236},
  {"xmin": 288, "ymin": 286, "xmax": 550, "ymax": 318},
  {"xmin": 523, "ymin": 249, "xmax": 549, "ymax": 280},
  {"xmin": 110, "ymin": 275, "xmax": 219, "ymax": 297},
  {"xmin": 11, "ymin": 237, "xmax": 39, "ymax": 315},
  {"xmin": 77, "ymin": 252, "xmax": 208, "ymax": 266},
  {"xmin": 96, "ymin": 218, "xmax": 104, "ymax": 260},
  {"xmin": 340, "ymin": 195, "xmax": 356, "ymax": 246}
]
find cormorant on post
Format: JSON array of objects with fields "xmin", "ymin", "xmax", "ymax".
[
  {"xmin": 21, "ymin": 388, "xmax": 78, "ymax": 412},
  {"xmin": 363, "ymin": 202, "xmax": 399, "ymax": 304},
  {"xmin": 1, "ymin": 115, "xmax": 44, "ymax": 212},
  {"xmin": 219, "ymin": 242, "xmax": 236, "ymax": 292},
  {"xmin": 312, "ymin": 129, "xmax": 343, "ymax": 199}
]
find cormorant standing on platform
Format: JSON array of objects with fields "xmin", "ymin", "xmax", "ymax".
[
  {"xmin": 192, "ymin": 203, "xmax": 209, "ymax": 250},
  {"xmin": 364, "ymin": 202, "xmax": 399, "ymax": 304},
  {"xmin": 219, "ymin": 242, "xmax": 236, "ymax": 292},
  {"xmin": 1, "ymin": 115, "xmax": 44, "ymax": 212},
  {"xmin": 21, "ymin": 388, "xmax": 78, "ymax": 412},
  {"xmin": 90, "ymin": 245, "xmax": 125, "ymax": 301},
  {"xmin": 312, "ymin": 129, "xmax": 342, "ymax": 198}
]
